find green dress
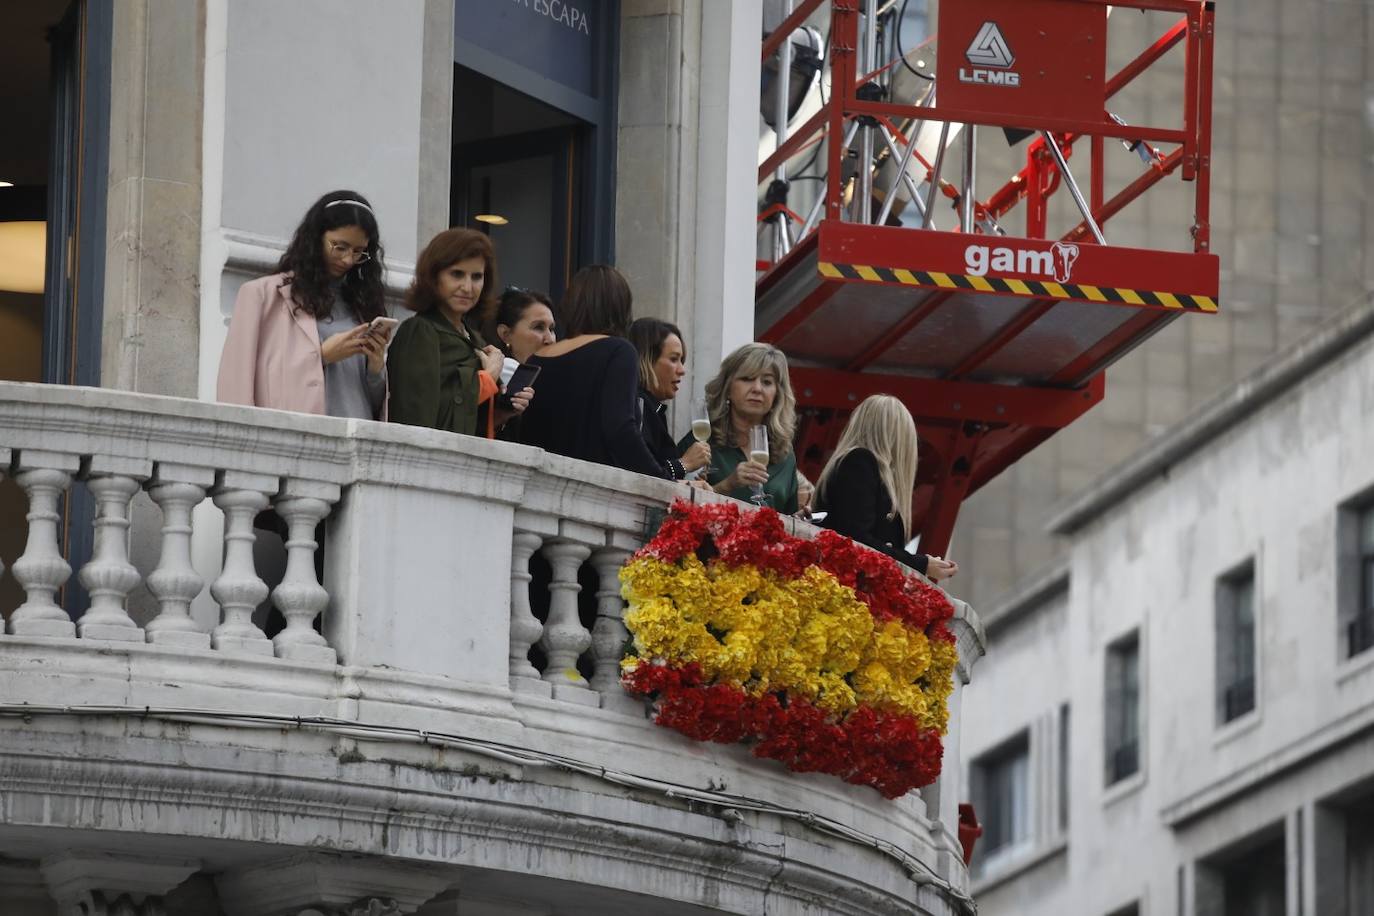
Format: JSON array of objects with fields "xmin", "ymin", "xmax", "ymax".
[
  {"xmin": 388, "ymin": 309, "xmax": 490, "ymax": 436},
  {"xmin": 678, "ymin": 433, "xmax": 799, "ymax": 513}
]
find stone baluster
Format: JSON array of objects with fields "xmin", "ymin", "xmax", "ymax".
[
  {"xmin": 75, "ymin": 458, "xmax": 152, "ymax": 641},
  {"xmin": 589, "ymin": 545, "xmax": 638, "ymax": 713},
  {"xmin": 209, "ymin": 472, "xmax": 276, "ymax": 656},
  {"xmin": 8, "ymin": 451, "xmax": 80, "ymax": 637},
  {"xmin": 270, "ymin": 480, "xmax": 340, "ymax": 663},
  {"xmin": 144, "ymin": 465, "xmax": 215, "ymax": 648},
  {"xmin": 508, "ymin": 531, "xmax": 550, "ymax": 697},
  {"xmin": 0, "ymin": 448, "xmax": 9, "ymax": 589},
  {"xmin": 537, "ymin": 539, "xmax": 596, "ymax": 705}
]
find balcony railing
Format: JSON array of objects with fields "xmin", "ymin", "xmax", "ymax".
[
  {"xmin": 0, "ymin": 380, "xmax": 984, "ymax": 915},
  {"xmin": 1221, "ymin": 675, "xmax": 1256, "ymax": 723}
]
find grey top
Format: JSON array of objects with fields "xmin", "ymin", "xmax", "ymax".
[{"xmin": 316, "ymin": 286, "xmax": 385, "ymax": 420}]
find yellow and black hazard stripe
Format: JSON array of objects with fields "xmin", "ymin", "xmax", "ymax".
[{"xmin": 817, "ymin": 262, "xmax": 1219, "ymax": 313}]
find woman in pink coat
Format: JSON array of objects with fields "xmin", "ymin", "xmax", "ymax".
[{"xmin": 217, "ymin": 190, "xmax": 390, "ymax": 419}]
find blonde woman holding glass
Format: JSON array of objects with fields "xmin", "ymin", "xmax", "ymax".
[
  {"xmin": 814, "ymin": 394, "xmax": 958, "ymax": 582},
  {"xmin": 681, "ymin": 342, "xmax": 800, "ymax": 513}
]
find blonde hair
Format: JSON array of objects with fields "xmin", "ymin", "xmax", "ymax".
[
  {"xmin": 704, "ymin": 342, "xmax": 797, "ymax": 463},
  {"xmin": 816, "ymin": 395, "xmax": 918, "ymax": 539}
]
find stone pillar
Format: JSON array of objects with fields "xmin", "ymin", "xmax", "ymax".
[
  {"xmin": 103, "ymin": 0, "xmax": 204, "ymax": 397},
  {"xmin": 40, "ymin": 851, "xmax": 198, "ymax": 916},
  {"xmin": 617, "ymin": 0, "xmax": 761, "ymax": 397},
  {"xmin": 76, "ymin": 458, "xmax": 152, "ymax": 641},
  {"xmin": 1309, "ymin": 801, "xmax": 1348, "ymax": 916},
  {"xmin": 215, "ymin": 854, "xmax": 451, "ymax": 916},
  {"xmin": 588, "ymin": 545, "xmax": 638, "ymax": 714},
  {"xmin": 8, "ymin": 452, "xmax": 80, "ymax": 637},
  {"xmin": 209, "ymin": 472, "xmax": 276, "ymax": 656},
  {"xmin": 538, "ymin": 539, "xmax": 595, "ymax": 704},
  {"xmin": 145, "ymin": 464, "xmax": 215, "ymax": 648},
  {"xmin": 508, "ymin": 530, "xmax": 549, "ymax": 697},
  {"xmin": 270, "ymin": 479, "xmax": 340, "ymax": 663}
]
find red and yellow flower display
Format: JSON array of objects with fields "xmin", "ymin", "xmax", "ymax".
[{"xmin": 620, "ymin": 500, "xmax": 957, "ymax": 799}]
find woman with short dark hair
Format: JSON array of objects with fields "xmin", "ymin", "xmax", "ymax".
[
  {"xmin": 388, "ymin": 228, "xmax": 532, "ymax": 437},
  {"xmin": 627, "ymin": 318, "xmax": 711, "ymax": 481},
  {"xmin": 519, "ymin": 265, "xmax": 670, "ymax": 478}
]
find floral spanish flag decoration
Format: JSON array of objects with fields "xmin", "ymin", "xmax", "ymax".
[{"xmin": 620, "ymin": 500, "xmax": 957, "ymax": 799}]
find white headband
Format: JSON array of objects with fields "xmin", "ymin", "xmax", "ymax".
[{"xmin": 324, "ymin": 198, "xmax": 374, "ymax": 215}]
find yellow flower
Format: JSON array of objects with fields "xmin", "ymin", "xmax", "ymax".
[{"xmin": 619, "ymin": 556, "xmax": 956, "ymax": 734}]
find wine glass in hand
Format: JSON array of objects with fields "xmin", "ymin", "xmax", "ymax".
[
  {"xmin": 684, "ymin": 396, "xmax": 712, "ymax": 479},
  {"xmin": 747, "ymin": 424, "xmax": 770, "ymax": 507}
]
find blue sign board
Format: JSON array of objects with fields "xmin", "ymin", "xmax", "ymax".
[{"xmin": 456, "ymin": 0, "xmax": 609, "ymax": 102}]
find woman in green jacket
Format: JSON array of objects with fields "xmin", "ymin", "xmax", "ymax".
[
  {"xmin": 389, "ymin": 228, "xmax": 532, "ymax": 437},
  {"xmin": 680, "ymin": 342, "xmax": 800, "ymax": 513}
]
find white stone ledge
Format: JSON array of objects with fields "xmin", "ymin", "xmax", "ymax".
[{"xmin": 0, "ymin": 717, "xmax": 962, "ymax": 916}]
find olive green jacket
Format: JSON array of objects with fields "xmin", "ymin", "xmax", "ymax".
[{"xmin": 388, "ymin": 309, "xmax": 490, "ymax": 436}]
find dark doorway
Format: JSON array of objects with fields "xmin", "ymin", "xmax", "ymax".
[
  {"xmin": 0, "ymin": 0, "xmax": 111, "ymax": 618},
  {"xmin": 451, "ymin": 64, "xmax": 590, "ymax": 304}
]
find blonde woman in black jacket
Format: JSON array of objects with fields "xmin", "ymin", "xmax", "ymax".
[{"xmin": 814, "ymin": 394, "xmax": 958, "ymax": 582}]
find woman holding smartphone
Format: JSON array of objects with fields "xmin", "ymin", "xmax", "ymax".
[
  {"xmin": 388, "ymin": 228, "xmax": 532, "ymax": 438},
  {"xmin": 814, "ymin": 394, "xmax": 958, "ymax": 582},
  {"xmin": 628, "ymin": 318, "xmax": 710, "ymax": 481},
  {"xmin": 217, "ymin": 189, "xmax": 390, "ymax": 420}
]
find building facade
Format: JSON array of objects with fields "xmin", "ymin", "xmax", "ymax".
[{"xmin": 961, "ymin": 302, "xmax": 1374, "ymax": 915}]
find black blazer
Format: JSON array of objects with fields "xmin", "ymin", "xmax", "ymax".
[
  {"xmin": 815, "ymin": 448, "xmax": 929, "ymax": 575},
  {"xmin": 636, "ymin": 389, "xmax": 686, "ymax": 481},
  {"xmin": 519, "ymin": 337, "xmax": 670, "ymax": 479}
]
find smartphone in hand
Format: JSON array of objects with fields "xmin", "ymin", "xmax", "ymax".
[
  {"xmin": 368, "ymin": 316, "xmax": 400, "ymax": 347},
  {"xmin": 496, "ymin": 362, "xmax": 541, "ymax": 409}
]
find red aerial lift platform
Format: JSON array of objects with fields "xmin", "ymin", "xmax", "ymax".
[{"xmin": 757, "ymin": 0, "xmax": 1217, "ymax": 557}]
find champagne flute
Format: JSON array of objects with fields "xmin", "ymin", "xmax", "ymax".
[
  {"xmin": 747, "ymin": 424, "xmax": 770, "ymax": 507},
  {"xmin": 685, "ymin": 396, "xmax": 711, "ymax": 480}
]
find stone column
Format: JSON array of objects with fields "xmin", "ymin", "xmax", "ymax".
[
  {"xmin": 144, "ymin": 464, "xmax": 215, "ymax": 648},
  {"xmin": 537, "ymin": 539, "xmax": 595, "ymax": 705},
  {"xmin": 270, "ymin": 479, "xmax": 340, "ymax": 663},
  {"xmin": 8, "ymin": 451, "xmax": 80, "ymax": 637},
  {"xmin": 508, "ymin": 530, "xmax": 549, "ymax": 697},
  {"xmin": 40, "ymin": 851, "xmax": 198, "ymax": 916},
  {"xmin": 209, "ymin": 471, "xmax": 277, "ymax": 656},
  {"xmin": 76, "ymin": 458, "xmax": 153, "ymax": 641},
  {"xmin": 588, "ymin": 545, "xmax": 638, "ymax": 714}
]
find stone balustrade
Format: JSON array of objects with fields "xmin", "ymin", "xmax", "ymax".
[{"xmin": 0, "ymin": 381, "xmax": 984, "ymax": 916}]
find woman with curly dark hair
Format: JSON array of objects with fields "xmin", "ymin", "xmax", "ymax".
[
  {"xmin": 217, "ymin": 189, "xmax": 390, "ymax": 419},
  {"xmin": 388, "ymin": 228, "xmax": 533, "ymax": 438}
]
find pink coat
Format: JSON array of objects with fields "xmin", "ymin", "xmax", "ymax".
[{"xmin": 217, "ymin": 273, "xmax": 328, "ymax": 414}]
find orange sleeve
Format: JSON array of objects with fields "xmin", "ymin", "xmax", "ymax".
[{"xmin": 477, "ymin": 371, "xmax": 499, "ymax": 439}]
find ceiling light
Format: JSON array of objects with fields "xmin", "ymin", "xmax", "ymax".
[
  {"xmin": 475, "ymin": 214, "xmax": 508, "ymax": 226},
  {"xmin": 0, "ymin": 181, "xmax": 13, "ymax": 188}
]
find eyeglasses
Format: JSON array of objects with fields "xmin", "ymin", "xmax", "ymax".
[{"xmin": 326, "ymin": 240, "xmax": 371, "ymax": 265}]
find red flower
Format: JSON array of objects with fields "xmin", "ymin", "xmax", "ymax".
[{"xmin": 623, "ymin": 502, "xmax": 957, "ymax": 799}]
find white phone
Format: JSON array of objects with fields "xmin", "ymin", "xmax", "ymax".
[{"xmin": 368, "ymin": 316, "xmax": 400, "ymax": 345}]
